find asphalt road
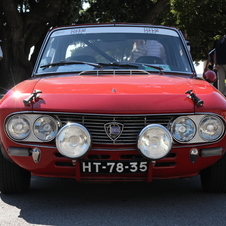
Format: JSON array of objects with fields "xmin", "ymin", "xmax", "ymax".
[{"xmin": 1, "ymin": 175, "xmax": 226, "ymax": 226}]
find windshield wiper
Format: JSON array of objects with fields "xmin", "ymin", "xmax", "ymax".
[
  {"xmin": 99, "ymin": 62, "xmax": 163, "ymax": 73},
  {"xmin": 141, "ymin": 63, "xmax": 164, "ymax": 75},
  {"xmin": 99, "ymin": 62, "xmax": 139, "ymax": 69},
  {"xmin": 40, "ymin": 60, "xmax": 103, "ymax": 70}
]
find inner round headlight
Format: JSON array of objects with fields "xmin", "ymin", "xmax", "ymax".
[
  {"xmin": 171, "ymin": 116, "xmax": 196, "ymax": 142},
  {"xmin": 56, "ymin": 123, "xmax": 91, "ymax": 158},
  {"xmin": 33, "ymin": 116, "xmax": 59, "ymax": 141},
  {"xmin": 199, "ymin": 116, "xmax": 224, "ymax": 141},
  {"xmin": 137, "ymin": 124, "xmax": 172, "ymax": 160},
  {"xmin": 6, "ymin": 115, "xmax": 30, "ymax": 140}
]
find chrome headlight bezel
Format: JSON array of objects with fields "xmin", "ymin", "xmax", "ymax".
[
  {"xmin": 137, "ymin": 124, "xmax": 173, "ymax": 160},
  {"xmin": 5, "ymin": 113, "xmax": 60, "ymax": 142},
  {"xmin": 6, "ymin": 114, "xmax": 31, "ymax": 140},
  {"xmin": 170, "ymin": 114, "xmax": 225, "ymax": 144},
  {"xmin": 56, "ymin": 123, "xmax": 91, "ymax": 159},
  {"xmin": 199, "ymin": 115, "xmax": 224, "ymax": 142},
  {"xmin": 171, "ymin": 116, "xmax": 196, "ymax": 143},
  {"xmin": 33, "ymin": 116, "xmax": 59, "ymax": 142}
]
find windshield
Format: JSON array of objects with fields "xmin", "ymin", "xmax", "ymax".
[{"xmin": 35, "ymin": 26, "xmax": 193, "ymax": 75}]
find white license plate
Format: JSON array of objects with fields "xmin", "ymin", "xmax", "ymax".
[{"xmin": 81, "ymin": 161, "xmax": 148, "ymax": 174}]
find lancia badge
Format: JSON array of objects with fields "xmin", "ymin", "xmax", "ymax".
[{"xmin": 104, "ymin": 122, "xmax": 124, "ymax": 141}]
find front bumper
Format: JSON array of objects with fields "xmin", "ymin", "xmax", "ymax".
[{"xmin": 4, "ymin": 143, "xmax": 224, "ymax": 182}]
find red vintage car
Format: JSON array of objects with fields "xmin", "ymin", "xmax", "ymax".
[{"xmin": 0, "ymin": 23, "xmax": 224, "ymax": 194}]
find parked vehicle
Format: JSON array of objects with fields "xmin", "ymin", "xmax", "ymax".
[{"xmin": 0, "ymin": 23, "xmax": 224, "ymax": 194}]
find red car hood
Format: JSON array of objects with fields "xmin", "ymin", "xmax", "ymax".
[{"xmin": 8, "ymin": 74, "xmax": 221, "ymax": 114}]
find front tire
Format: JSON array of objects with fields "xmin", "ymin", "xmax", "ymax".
[
  {"xmin": 200, "ymin": 153, "xmax": 226, "ymax": 193},
  {"xmin": 0, "ymin": 150, "xmax": 31, "ymax": 194}
]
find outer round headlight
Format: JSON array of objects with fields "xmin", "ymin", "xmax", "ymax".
[
  {"xmin": 171, "ymin": 116, "xmax": 196, "ymax": 142},
  {"xmin": 138, "ymin": 124, "xmax": 172, "ymax": 160},
  {"xmin": 6, "ymin": 115, "xmax": 30, "ymax": 140},
  {"xmin": 56, "ymin": 123, "xmax": 91, "ymax": 158},
  {"xmin": 33, "ymin": 116, "xmax": 59, "ymax": 141},
  {"xmin": 199, "ymin": 116, "xmax": 224, "ymax": 141}
]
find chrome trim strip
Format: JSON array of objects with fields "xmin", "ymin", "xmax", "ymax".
[{"xmin": 5, "ymin": 111, "xmax": 225, "ymax": 119}]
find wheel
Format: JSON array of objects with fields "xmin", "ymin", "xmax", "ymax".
[
  {"xmin": 200, "ymin": 153, "xmax": 226, "ymax": 193},
  {"xmin": 0, "ymin": 150, "xmax": 31, "ymax": 194}
]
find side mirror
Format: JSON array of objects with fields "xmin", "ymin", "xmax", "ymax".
[{"xmin": 203, "ymin": 70, "xmax": 217, "ymax": 83}]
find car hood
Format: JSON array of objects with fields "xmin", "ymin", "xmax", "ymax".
[{"xmin": 7, "ymin": 74, "xmax": 223, "ymax": 114}]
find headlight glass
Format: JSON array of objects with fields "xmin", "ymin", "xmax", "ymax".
[
  {"xmin": 171, "ymin": 116, "xmax": 196, "ymax": 142},
  {"xmin": 56, "ymin": 123, "xmax": 91, "ymax": 158},
  {"xmin": 6, "ymin": 115, "xmax": 30, "ymax": 140},
  {"xmin": 199, "ymin": 116, "xmax": 224, "ymax": 141},
  {"xmin": 137, "ymin": 124, "xmax": 172, "ymax": 160},
  {"xmin": 33, "ymin": 116, "xmax": 59, "ymax": 141}
]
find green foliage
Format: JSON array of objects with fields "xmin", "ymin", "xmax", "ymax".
[
  {"xmin": 162, "ymin": 0, "xmax": 226, "ymax": 60},
  {"xmin": 79, "ymin": 0, "xmax": 155, "ymax": 23},
  {"xmin": 56, "ymin": 0, "xmax": 82, "ymax": 25}
]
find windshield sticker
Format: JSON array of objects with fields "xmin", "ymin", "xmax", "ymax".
[
  {"xmin": 144, "ymin": 28, "xmax": 159, "ymax": 34},
  {"xmin": 71, "ymin": 28, "xmax": 86, "ymax": 34},
  {"xmin": 51, "ymin": 26, "xmax": 178, "ymax": 38}
]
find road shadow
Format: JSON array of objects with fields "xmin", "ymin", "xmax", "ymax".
[{"xmin": 1, "ymin": 175, "xmax": 226, "ymax": 226}]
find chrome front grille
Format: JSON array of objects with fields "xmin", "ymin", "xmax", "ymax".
[{"xmin": 55, "ymin": 114, "xmax": 175, "ymax": 144}]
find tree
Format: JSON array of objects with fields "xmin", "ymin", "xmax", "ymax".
[
  {"xmin": 0, "ymin": 0, "xmax": 82, "ymax": 93},
  {"xmin": 162, "ymin": 0, "xmax": 226, "ymax": 61},
  {"xmin": 79, "ymin": 0, "xmax": 170, "ymax": 24}
]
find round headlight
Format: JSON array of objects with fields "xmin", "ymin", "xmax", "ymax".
[
  {"xmin": 33, "ymin": 116, "xmax": 59, "ymax": 141},
  {"xmin": 199, "ymin": 116, "xmax": 224, "ymax": 141},
  {"xmin": 6, "ymin": 115, "xmax": 30, "ymax": 140},
  {"xmin": 56, "ymin": 123, "xmax": 91, "ymax": 158},
  {"xmin": 171, "ymin": 116, "xmax": 196, "ymax": 142},
  {"xmin": 138, "ymin": 124, "xmax": 172, "ymax": 160}
]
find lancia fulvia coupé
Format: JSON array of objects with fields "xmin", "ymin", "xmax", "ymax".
[{"xmin": 0, "ymin": 23, "xmax": 225, "ymax": 194}]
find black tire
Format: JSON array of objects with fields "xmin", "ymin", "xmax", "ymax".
[
  {"xmin": 200, "ymin": 153, "xmax": 226, "ymax": 193},
  {"xmin": 0, "ymin": 150, "xmax": 31, "ymax": 194}
]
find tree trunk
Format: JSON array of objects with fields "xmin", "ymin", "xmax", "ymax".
[{"xmin": 0, "ymin": 0, "xmax": 64, "ymax": 93}]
